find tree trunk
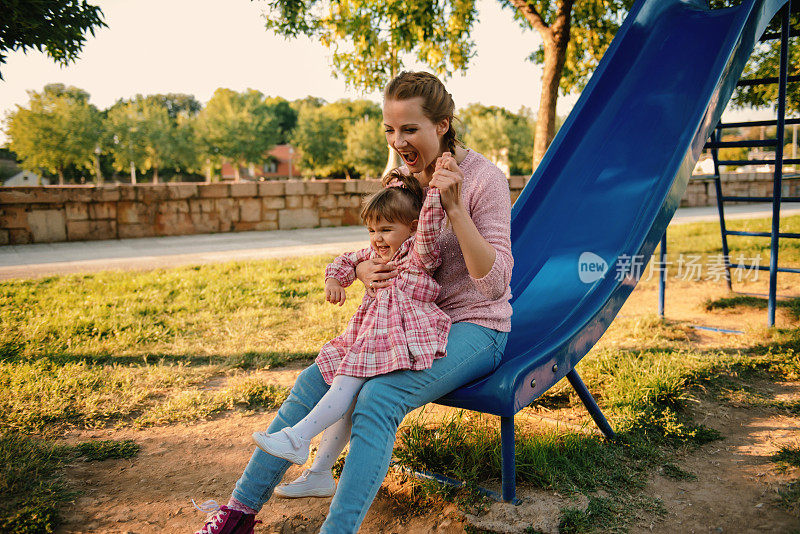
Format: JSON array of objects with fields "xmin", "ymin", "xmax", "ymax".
[
  {"xmin": 94, "ymin": 153, "xmax": 104, "ymax": 185},
  {"xmin": 152, "ymin": 165, "xmax": 159, "ymax": 184},
  {"xmin": 204, "ymin": 158, "xmax": 212, "ymax": 182},
  {"xmin": 533, "ymin": 44, "xmax": 563, "ymax": 168},
  {"xmin": 532, "ymin": 5, "xmax": 573, "ymax": 168},
  {"xmin": 57, "ymin": 167, "xmax": 65, "ymax": 185},
  {"xmin": 508, "ymin": 0, "xmax": 574, "ymax": 169},
  {"xmin": 234, "ymin": 162, "xmax": 241, "ymax": 182}
]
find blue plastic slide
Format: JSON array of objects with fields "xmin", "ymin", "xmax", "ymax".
[{"xmin": 435, "ymin": 0, "xmax": 790, "ymax": 502}]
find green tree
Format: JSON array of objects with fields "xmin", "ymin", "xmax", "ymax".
[
  {"xmin": 706, "ymin": 2, "xmax": 800, "ymax": 113},
  {"xmin": 263, "ymin": 0, "xmax": 476, "ymax": 90},
  {"xmin": 502, "ymin": 0, "xmax": 634, "ymax": 166},
  {"xmin": 144, "ymin": 94, "xmax": 203, "ymax": 178},
  {"xmin": 195, "ymin": 88, "xmax": 280, "ymax": 181},
  {"xmin": 106, "ymin": 96, "xmax": 175, "ymax": 183},
  {"xmin": 292, "ymin": 104, "xmax": 347, "ymax": 177},
  {"xmin": 4, "ymin": 83, "xmax": 102, "ymax": 184},
  {"xmin": 260, "ymin": 0, "xmax": 633, "ymax": 169},
  {"xmin": 263, "ymin": 0, "xmax": 475, "ymax": 174},
  {"xmin": 460, "ymin": 103, "xmax": 535, "ymax": 175},
  {"xmin": 1, "ymin": 0, "xmax": 107, "ymax": 79},
  {"xmin": 345, "ymin": 116, "xmax": 388, "ymax": 178},
  {"xmin": 266, "ymin": 96, "xmax": 299, "ymax": 144}
]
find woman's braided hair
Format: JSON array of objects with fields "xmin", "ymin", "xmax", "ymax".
[
  {"xmin": 360, "ymin": 170, "xmax": 424, "ymax": 226},
  {"xmin": 384, "ymin": 71, "xmax": 462, "ymax": 154}
]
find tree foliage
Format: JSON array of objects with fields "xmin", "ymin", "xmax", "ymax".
[
  {"xmin": 260, "ymin": 0, "xmax": 635, "ymax": 168},
  {"xmin": 292, "ymin": 105, "xmax": 347, "ymax": 177},
  {"xmin": 291, "ymin": 98, "xmax": 382, "ymax": 177},
  {"xmin": 5, "ymin": 84, "xmax": 102, "ymax": 184},
  {"xmin": 106, "ymin": 96, "xmax": 177, "ymax": 183},
  {"xmin": 504, "ymin": 0, "xmax": 632, "ymax": 94},
  {"xmin": 501, "ymin": 0, "xmax": 634, "ymax": 165},
  {"xmin": 460, "ymin": 103, "xmax": 535, "ymax": 175},
  {"xmin": 345, "ymin": 116, "xmax": 387, "ymax": 178},
  {"xmin": 262, "ymin": 0, "xmax": 477, "ymax": 92},
  {"xmin": 706, "ymin": 1, "xmax": 800, "ymax": 113},
  {"xmin": 1, "ymin": 0, "xmax": 107, "ymax": 79},
  {"xmin": 265, "ymin": 96, "xmax": 299, "ymax": 144},
  {"xmin": 195, "ymin": 88, "xmax": 280, "ymax": 181}
]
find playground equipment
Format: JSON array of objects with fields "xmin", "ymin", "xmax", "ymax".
[
  {"xmin": 657, "ymin": 1, "xmax": 800, "ymax": 327},
  {"xmin": 434, "ymin": 0, "xmax": 793, "ymax": 504}
]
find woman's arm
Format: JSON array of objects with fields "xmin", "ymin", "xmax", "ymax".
[
  {"xmin": 431, "ymin": 152, "xmax": 512, "ymax": 299},
  {"xmin": 430, "ymin": 152, "xmax": 497, "ymax": 279}
]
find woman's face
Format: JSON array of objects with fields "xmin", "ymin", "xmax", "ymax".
[{"xmin": 383, "ymin": 97, "xmax": 448, "ymax": 181}]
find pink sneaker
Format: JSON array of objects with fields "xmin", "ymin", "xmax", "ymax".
[{"xmin": 192, "ymin": 500, "xmax": 258, "ymax": 534}]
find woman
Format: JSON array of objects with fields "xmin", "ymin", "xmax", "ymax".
[{"xmin": 193, "ymin": 71, "xmax": 513, "ymax": 534}]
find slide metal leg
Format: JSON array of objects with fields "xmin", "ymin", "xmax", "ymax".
[
  {"xmin": 658, "ymin": 231, "xmax": 667, "ymax": 317},
  {"xmin": 500, "ymin": 415, "xmax": 516, "ymax": 503},
  {"xmin": 566, "ymin": 369, "xmax": 616, "ymax": 440}
]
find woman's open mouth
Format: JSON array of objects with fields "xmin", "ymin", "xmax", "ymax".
[{"xmin": 399, "ymin": 150, "xmax": 419, "ymax": 167}]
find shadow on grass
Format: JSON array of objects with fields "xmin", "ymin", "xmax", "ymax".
[
  {"xmin": 0, "ymin": 432, "xmax": 72, "ymax": 534},
  {"xmin": 0, "ymin": 347, "xmax": 317, "ymax": 369},
  {"xmin": 705, "ymin": 294, "xmax": 800, "ymax": 320}
]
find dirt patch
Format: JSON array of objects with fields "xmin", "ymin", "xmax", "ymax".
[
  {"xmin": 55, "ymin": 278, "xmax": 800, "ymax": 533},
  {"xmin": 643, "ymin": 392, "xmax": 800, "ymax": 533}
]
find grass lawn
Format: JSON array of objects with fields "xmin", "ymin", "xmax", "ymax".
[{"xmin": 1, "ymin": 215, "xmax": 799, "ymax": 533}]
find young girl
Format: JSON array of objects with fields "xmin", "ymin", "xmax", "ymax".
[{"xmin": 250, "ymin": 170, "xmax": 452, "ymax": 497}]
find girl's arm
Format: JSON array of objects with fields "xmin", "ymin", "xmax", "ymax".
[
  {"xmin": 413, "ymin": 187, "xmax": 446, "ymax": 272},
  {"xmin": 430, "ymin": 152, "xmax": 512, "ymax": 299},
  {"xmin": 325, "ymin": 247, "xmax": 374, "ymax": 287}
]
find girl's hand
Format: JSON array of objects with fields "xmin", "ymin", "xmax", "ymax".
[
  {"xmin": 325, "ymin": 278, "xmax": 346, "ymax": 306},
  {"xmin": 355, "ymin": 258, "xmax": 397, "ymax": 297},
  {"xmin": 429, "ymin": 152, "xmax": 464, "ymax": 214}
]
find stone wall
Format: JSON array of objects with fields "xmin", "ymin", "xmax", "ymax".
[
  {"xmin": 0, "ymin": 177, "xmax": 528, "ymax": 245},
  {"xmin": 4, "ymin": 173, "xmax": 793, "ymax": 245},
  {"xmin": 682, "ymin": 172, "xmax": 800, "ymax": 207}
]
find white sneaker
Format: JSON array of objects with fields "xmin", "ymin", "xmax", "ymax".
[
  {"xmin": 274, "ymin": 469, "xmax": 336, "ymax": 498},
  {"xmin": 252, "ymin": 427, "xmax": 310, "ymax": 465}
]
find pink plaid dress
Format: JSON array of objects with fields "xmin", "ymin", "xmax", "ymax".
[{"xmin": 316, "ymin": 188, "xmax": 452, "ymax": 385}]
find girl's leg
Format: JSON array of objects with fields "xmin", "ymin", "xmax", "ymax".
[
  {"xmin": 309, "ymin": 401, "xmax": 353, "ymax": 472},
  {"xmin": 292, "ymin": 375, "xmax": 364, "ymax": 441},
  {"xmin": 320, "ymin": 323, "xmax": 509, "ymax": 534},
  {"xmin": 251, "ymin": 375, "xmax": 364, "ymax": 463},
  {"xmin": 230, "ymin": 363, "xmax": 329, "ymax": 511},
  {"xmin": 274, "ymin": 404, "xmax": 354, "ymax": 498}
]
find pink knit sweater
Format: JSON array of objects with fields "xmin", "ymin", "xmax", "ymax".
[{"xmin": 431, "ymin": 149, "xmax": 513, "ymax": 332}]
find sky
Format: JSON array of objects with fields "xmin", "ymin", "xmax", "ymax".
[{"xmin": 0, "ymin": 0, "xmax": 775, "ymax": 145}]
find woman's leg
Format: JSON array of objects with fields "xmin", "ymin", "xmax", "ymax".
[
  {"xmin": 320, "ymin": 322, "xmax": 509, "ymax": 533},
  {"xmin": 231, "ymin": 363, "xmax": 330, "ymax": 511}
]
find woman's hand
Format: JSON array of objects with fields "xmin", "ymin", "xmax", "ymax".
[
  {"xmin": 325, "ymin": 278, "xmax": 346, "ymax": 306},
  {"xmin": 429, "ymin": 151, "xmax": 464, "ymax": 214},
  {"xmin": 355, "ymin": 258, "xmax": 397, "ymax": 297}
]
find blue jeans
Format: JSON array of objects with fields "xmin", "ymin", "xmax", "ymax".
[{"xmin": 232, "ymin": 321, "xmax": 508, "ymax": 533}]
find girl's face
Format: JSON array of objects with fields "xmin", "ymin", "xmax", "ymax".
[
  {"xmin": 367, "ymin": 217, "xmax": 417, "ymax": 261},
  {"xmin": 383, "ymin": 97, "xmax": 449, "ymax": 184}
]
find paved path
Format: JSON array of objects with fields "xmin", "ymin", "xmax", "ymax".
[{"xmin": 1, "ymin": 203, "xmax": 798, "ymax": 280}]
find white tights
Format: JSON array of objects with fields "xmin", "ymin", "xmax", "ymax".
[{"xmin": 289, "ymin": 374, "xmax": 364, "ymax": 472}]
